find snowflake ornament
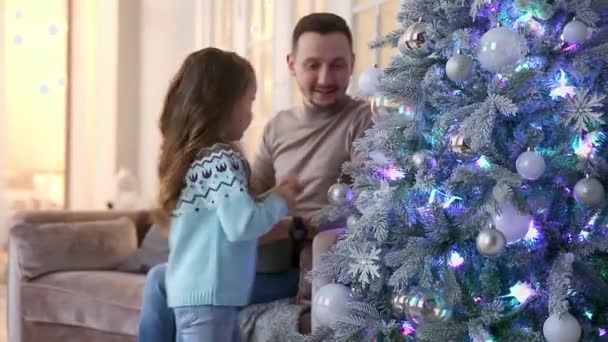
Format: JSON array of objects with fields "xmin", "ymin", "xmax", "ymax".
[
  {"xmin": 348, "ymin": 244, "xmax": 381, "ymax": 286},
  {"xmin": 562, "ymin": 88, "xmax": 606, "ymax": 133}
]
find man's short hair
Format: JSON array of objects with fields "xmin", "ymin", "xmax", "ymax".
[{"xmin": 292, "ymin": 13, "xmax": 353, "ymax": 51}]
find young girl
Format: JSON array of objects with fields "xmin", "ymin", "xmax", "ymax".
[{"xmin": 156, "ymin": 47, "xmax": 300, "ymax": 342}]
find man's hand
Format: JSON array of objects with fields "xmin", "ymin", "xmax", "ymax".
[
  {"xmin": 258, "ymin": 217, "xmax": 292, "ymax": 245},
  {"xmin": 258, "ymin": 216, "xmax": 315, "ymax": 245}
]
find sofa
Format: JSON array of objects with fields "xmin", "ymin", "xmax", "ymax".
[{"xmin": 7, "ymin": 210, "xmax": 332, "ymax": 342}]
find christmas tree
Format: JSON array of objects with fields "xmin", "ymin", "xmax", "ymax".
[{"xmin": 307, "ymin": 0, "xmax": 608, "ymax": 341}]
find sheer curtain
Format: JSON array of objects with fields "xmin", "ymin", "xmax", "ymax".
[{"xmin": 0, "ymin": 0, "xmax": 9, "ymax": 249}]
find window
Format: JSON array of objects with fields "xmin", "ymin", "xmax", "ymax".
[
  {"xmin": 245, "ymin": 0, "xmax": 274, "ymax": 158},
  {"xmin": 3, "ymin": 0, "xmax": 69, "ymax": 212},
  {"xmin": 213, "ymin": 0, "xmax": 233, "ymax": 50},
  {"xmin": 351, "ymin": 0, "xmax": 399, "ymax": 94}
]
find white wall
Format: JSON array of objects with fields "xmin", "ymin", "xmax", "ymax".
[
  {"xmin": 68, "ymin": 0, "xmax": 204, "ymax": 209},
  {"xmin": 69, "ymin": 0, "xmax": 119, "ymax": 209},
  {"xmin": 137, "ymin": 0, "xmax": 200, "ymax": 206},
  {"xmin": 272, "ymin": 0, "xmax": 294, "ymax": 114},
  {"xmin": 117, "ymin": 0, "xmax": 142, "ymax": 184}
]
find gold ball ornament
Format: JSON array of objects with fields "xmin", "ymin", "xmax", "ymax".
[
  {"xmin": 449, "ymin": 133, "xmax": 471, "ymax": 154},
  {"xmin": 399, "ymin": 18, "xmax": 430, "ymax": 57}
]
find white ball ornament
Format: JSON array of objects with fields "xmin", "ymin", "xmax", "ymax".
[
  {"xmin": 312, "ymin": 283, "xmax": 352, "ymax": 327},
  {"xmin": 477, "ymin": 26, "xmax": 527, "ymax": 73},
  {"xmin": 493, "ymin": 202, "xmax": 532, "ymax": 243},
  {"xmin": 563, "ymin": 18, "xmax": 589, "ymax": 44},
  {"xmin": 346, "ymin": 215, "xmax": 359, "ymax": 227},
  {"xmin": 543, "ymin": 312, "xmax": 582, "ymax": 342},
  {"xmin": 358, "ymin": 65, "xmax": 382, "ymax": 96}
]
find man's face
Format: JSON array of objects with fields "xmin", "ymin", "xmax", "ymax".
[{"xmin": 288, "ymin": 32, "xmax": 354, "ymax": 108}]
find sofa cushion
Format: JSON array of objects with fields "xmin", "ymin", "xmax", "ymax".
[
  {"xmin": 23, "ymin": 321, "xmax": 136, "ymax": 342},
  {"xmin": 296, "ymin": 241, "xmax": 313, "ymax": 304},
  {"xmin": 299, "ymin": 309, "xmax": 311, "ymax": 335},
  {"xmin": 21, "ymin": 271, "xmax": 145, "ymax": 336},
  {"xmin": 118, "ymin": 223, "xmax": 169, "ymax": 274},
  {"xmin": 12, "ymin": 217, "xmax": 138, "ymax": 279}
]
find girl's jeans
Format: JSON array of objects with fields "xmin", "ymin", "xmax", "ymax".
[
  {"xmin": 137, "ymin": 263, "xmax": 299, "ymax": 342},
  {"xmin": 174, "ymin": 305, "xmax": 241, "ymax": 342}
]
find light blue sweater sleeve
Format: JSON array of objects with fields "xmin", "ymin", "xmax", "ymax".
[{"xmin": 190, "ymin": 146, "xmax": 288, "ymax": 242}]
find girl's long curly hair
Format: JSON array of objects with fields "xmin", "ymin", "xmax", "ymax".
[{"xmin": 156, "ymin": 47, "xmax": 254, "ymax": 225}]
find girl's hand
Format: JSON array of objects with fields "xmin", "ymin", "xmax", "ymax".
[{"xmin": 276, "ymin": 176, "xmax": 302, "ymax": 209}]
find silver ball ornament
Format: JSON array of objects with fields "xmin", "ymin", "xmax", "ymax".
[
  {"xmin": 358, "ymin": 65, "xmax": 382, "ymax": 96},
  {"xmin": 405, "ymin": 288, "xmax": 452, "ymax": 326},
  {"xmin": 543, "ymin": 312, "xmax": 581, "ymax": 342},
  {"xmin": 477, "ymin": 26, "xmax": 527, "ymax": 73},
  {"xmin": 370, "ymin": 94, "xmax": 417, "ymax": 121},
  {"xmin": 346, "ymin": 215, "xmax": 359, "ymax": 227},
  {"xmin": 411, "ymin": 149, "xmax": 437, "ymax": 170},
  {"xmin": 327, "ymin": 183, "xmax": 354, "ymax": 206},
  {"xmin": 516, "ymin": 151, "xmax": 546, "ymax": 181},
  {"xmin": 446, "ymin": 52, "xmax": 474, "ymax": 82},
  {"xmin": 449, "ymin": 133, "xmax": 471, "ymax": 155},
  {"xmin": 573, "ymin": 177, "xmax": 606, "ymax": 207},
  {"xmin": 563, "ymin": 19, "xmax": 589, "ymax": 44},
  {"xmin": 399, "ymin": 19, "xmax": 430, "ymax": 57},
  {"xmin": 391, "ymin": 290, "xmax": 409, "ymax": 319},
  {"xmin": 476, "ymin": 228, "xmax": 506, "ymax": 257}
]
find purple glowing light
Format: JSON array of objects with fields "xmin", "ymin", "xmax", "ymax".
[
  {"xmin": 401, "ymin": 321, "xmax": 416, "ymax": 336},
  {"xmin": 381, "ymin": 166, "xmax": 405, "ymax": 181},
  {"xmin": 475, "ymin": 156, "xmax": 491, "ymax": 169},
  {"xmin": 507, "ymin": 281, "xmax": 536, "ymax": 303},
  {"xmin": 524, "ymin": 221, "xmax": 540, "ymax": 242},
  {"xmin": 578, "ymin": 230, "xmax": 590, "ymax": 242},
  {"xmin": 428, "ymin": 189, "xmax": 462, "ymax": 208},
  {"xmin": 448, "ymin": 251, "xmax": 465, "ymax": 268},
  {"xmin": 550, "ymin": 69, "xmax": 576, "ymax": 99},
  {"xmin": 563, "ymin": 43, "xmax": 579, "ymax": 52}
]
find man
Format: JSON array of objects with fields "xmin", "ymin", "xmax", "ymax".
[{"xmin": 137, "ymin": 13, "xmax": 372, "ymax": 341}]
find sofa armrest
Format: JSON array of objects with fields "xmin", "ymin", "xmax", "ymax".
[
  {"xmin": 296, "ymin": 241, "xmax": 313, "ymax": 305},
  {"xmin": 9, "ymin": 216, "xmax": 138, "ymax": 281},
  {"xmin": 311, "ymin": 228, "xmax": 345, "ymax": 330}
]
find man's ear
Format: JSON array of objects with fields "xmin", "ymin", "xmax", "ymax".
[
  {"xmin": 287, "ymin": 53, "xmax": 296, "ymax": 76},
  {"xmin": 350, "ymin": 52, "xmax": 356, "ymax": 74}
]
